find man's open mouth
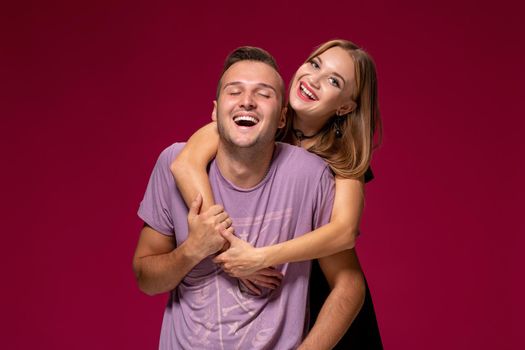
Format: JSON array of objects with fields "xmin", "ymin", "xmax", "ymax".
[{"xmin": 233, "ymin": 115, "xmax": 259, "ymax": 127}]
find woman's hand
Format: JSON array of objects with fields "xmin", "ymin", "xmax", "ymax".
[
  {"xmin": 212, "ymin": 229, "xmax": 268, "ymax": 277},
  {"xmin": 238, "ymin": 267, "xmax": 284, "ymax": 295}
]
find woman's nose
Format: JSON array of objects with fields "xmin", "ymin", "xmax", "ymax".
[{"xmin": 308, "ymin": 74, "xmax": 321, "ymax": 89}]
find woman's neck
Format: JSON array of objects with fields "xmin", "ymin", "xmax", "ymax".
[
  {"xmin": 292, "ymin": 115, "xmax": 324, "ymax": 148},
  {"xmin": 292, "ymin": 116, "xmax": 321, "ymax": 136}
]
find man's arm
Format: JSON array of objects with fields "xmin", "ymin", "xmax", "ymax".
[
  {"xmin": 133, "ymin": 225, "xmax": 200, "ymax": 295},
  {"xmin": 299, "ymin": 249, "xmax": 366, "ymax": 350},
  {"xmin": 132, "ymin": 195, "xmax": 231, "ymax": 296}
]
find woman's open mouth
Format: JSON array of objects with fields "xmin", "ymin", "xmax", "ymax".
[{"xmin": 298, "ymin": 82, "xmax": 318, "ymax": 101}]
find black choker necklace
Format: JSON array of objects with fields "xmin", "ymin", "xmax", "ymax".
[{"xmin": 292, "ymin": 127, "xmax": 320, "ymax": 146}]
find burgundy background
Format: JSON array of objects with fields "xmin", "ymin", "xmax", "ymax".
[{"xmin": 1, "ymin": 0, "xmax": 523, "ymax": 349}]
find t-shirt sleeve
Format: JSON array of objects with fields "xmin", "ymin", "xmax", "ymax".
[
  {"xmin": 364, "ymin": 166, "xmax": 374, "ymax": 183},
  {"xmin": 137, "ymin": 146, "xmax": 177, "ymax": 236},
  {"xmin": 312, "ymin": 166, "xmax": 336, "ymax": 228}
]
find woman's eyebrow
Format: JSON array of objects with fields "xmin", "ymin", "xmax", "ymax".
[
  {"xmin": 316, "ymin": 56, "xmax": 346, "ymax": 85},
  {"xmin": 332, "ymin": 72, "xmax": 346, "ymax": 86}
]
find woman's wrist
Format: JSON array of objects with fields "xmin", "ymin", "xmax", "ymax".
[{"xmin": 258, "ymin": 246, "xmax": 274, "ymax": 268}]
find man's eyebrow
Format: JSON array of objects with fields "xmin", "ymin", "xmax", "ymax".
[
  {"xmin": 257, "ymin": 83, "xmax": 277, "ymax": 92},
  {"xmin": 223, "ymin": 81, "xmax": 277, "ymax": 93}
]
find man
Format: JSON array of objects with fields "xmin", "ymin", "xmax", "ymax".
[{"xmin": 133, "ymin": 47, "xmax": 364, "ymax": 349}]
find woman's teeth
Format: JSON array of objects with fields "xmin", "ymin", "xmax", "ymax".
[{"xmin": 300, "ymin": 83, "xmax": 317, "ymax": 100}]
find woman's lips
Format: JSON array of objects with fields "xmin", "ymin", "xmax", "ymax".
[{"xmin": 296, "ymin": 81, "xmax": 318, "ymax": 102}]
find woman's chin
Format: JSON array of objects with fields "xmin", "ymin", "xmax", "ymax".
[{"xmin": 288, "ymin": 96, "xmax": 309, "ymax": 115}]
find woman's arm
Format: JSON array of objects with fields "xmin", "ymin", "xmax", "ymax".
[
  {"xmin": 172, "ymin": 122, "xmax": 282, "ymax": 291},
  {"xmin": 214, "ymin": 176, "xmax": 365, "ymax": 277},
  {"xmin": 170, "ymin": 122, "xmax": 219, "ymax": 211}
]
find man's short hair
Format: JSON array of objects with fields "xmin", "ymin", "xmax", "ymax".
[
  {"xmin": 222, "ymin": 46, "xmax": 279, "ymax": 74},
  {"xmin": 216, "ymin": 46, "xmax": 285, "ymax": 106}
]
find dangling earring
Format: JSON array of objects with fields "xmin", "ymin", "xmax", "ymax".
[
  {"xmin": 335, "ymin": 124, "xmax": 343, "ymax": 138},
  {"xmin": 334, "ymin": 115, "xmax": 343, "ymax": 138}
]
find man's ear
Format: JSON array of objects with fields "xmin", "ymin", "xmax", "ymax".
[
  {"xmin": 278, "ymin": 106, "xmax": 287, "ymax": 129},
  {"xmin": 211, "ymin": 100, "xmax": 217, "ymax": 121}
]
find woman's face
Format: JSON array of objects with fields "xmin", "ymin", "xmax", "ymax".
[{"xmin": 289, "ymin": 46, "xmax": 357, "ymax": 127}]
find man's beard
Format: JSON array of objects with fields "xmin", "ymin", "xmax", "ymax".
[
  {"xmin": 217, "ymin": 119, "xmax": 257, "ymax": 149},
  {"xmin": 216, "ymin": 112, "xmax": 275, "ymax": 152}
]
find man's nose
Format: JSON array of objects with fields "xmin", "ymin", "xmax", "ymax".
[{"xmin": 240, "ymin": 92, "xmax": 256, "ymax": 109}]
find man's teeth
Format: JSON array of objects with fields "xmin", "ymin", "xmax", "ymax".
[
  {"xmin": 300, "ymin": 84, "xmax": 317, "ymax": 100},
  {"xmin": 234, "ymin": 116, "xmax": 258, "ymax": 124}
]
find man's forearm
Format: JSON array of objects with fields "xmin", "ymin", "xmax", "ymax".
[
  {"xmin": 299, "ymin": 250, "xmax": 366, "ymax": 350},
  {"xmin": 301, "ymin": 278, "xmax": 365, "ymax": 349},
  {"xmin": 133, "ymin": 240, "xmax": 202, "ymax": 296},
  {"xmin": 134, "ymin": 202, "xmax": 230, "ymax": 296}
]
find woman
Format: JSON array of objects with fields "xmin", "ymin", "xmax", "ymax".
[{"xmin": 173, "ymin": 40, "xmax": 383, "ymax": 348}]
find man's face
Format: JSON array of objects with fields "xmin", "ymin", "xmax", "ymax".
[{"xmin": 214, "ymin": 61, "xmax": 285, "ymax": 149}]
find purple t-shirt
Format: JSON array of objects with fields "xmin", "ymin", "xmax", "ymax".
[{"xmin": 138, "ymin": 142, "xmax": 335, "ymax": 350}]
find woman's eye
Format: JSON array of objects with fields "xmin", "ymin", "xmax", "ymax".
[
  {"xmin": 328, "ymin": 77, "xmax": 340, "ymax": 88},
  {"xmin": 310, "ymin": 60, "xmax": 320, "ymax": 69}
]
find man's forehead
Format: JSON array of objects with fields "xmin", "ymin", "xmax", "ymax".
[{"xmin": 221, "ymin": 61, "xmax": 282, "ymax": 89}]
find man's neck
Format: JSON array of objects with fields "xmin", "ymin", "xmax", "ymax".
[{"xmin": 215, "ymin": 143, "xmax": 275, "ymax": 189}]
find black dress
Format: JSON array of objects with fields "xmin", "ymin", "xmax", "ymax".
[{"xmin": 308, "ymin": 167, "xmax": 383, "ymax": 349}]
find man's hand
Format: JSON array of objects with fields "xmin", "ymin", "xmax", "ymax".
[
  {"xmin": 212, "ymin": 228, "xmax": 267, "ymax": 277},
  {"xmin": 238, "ymin": 267, "xmax": 284, "ymax": 296},
  {"xmin": 185, "ymin": 194, "xmax": 232, "ymax": 259}
]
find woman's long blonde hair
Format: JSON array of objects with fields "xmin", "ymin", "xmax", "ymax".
[{"xmin": 277, "ymin": 39, "xmax": 382, "ymax": 179}]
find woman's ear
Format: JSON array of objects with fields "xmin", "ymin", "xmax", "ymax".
[
  {"xmin": 211, "ymin": 100, "xmax": 217, "ymax": 121},
  {"xmin": 336, "ymin": 100, "xmax": 357, "ymax": 116}
]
